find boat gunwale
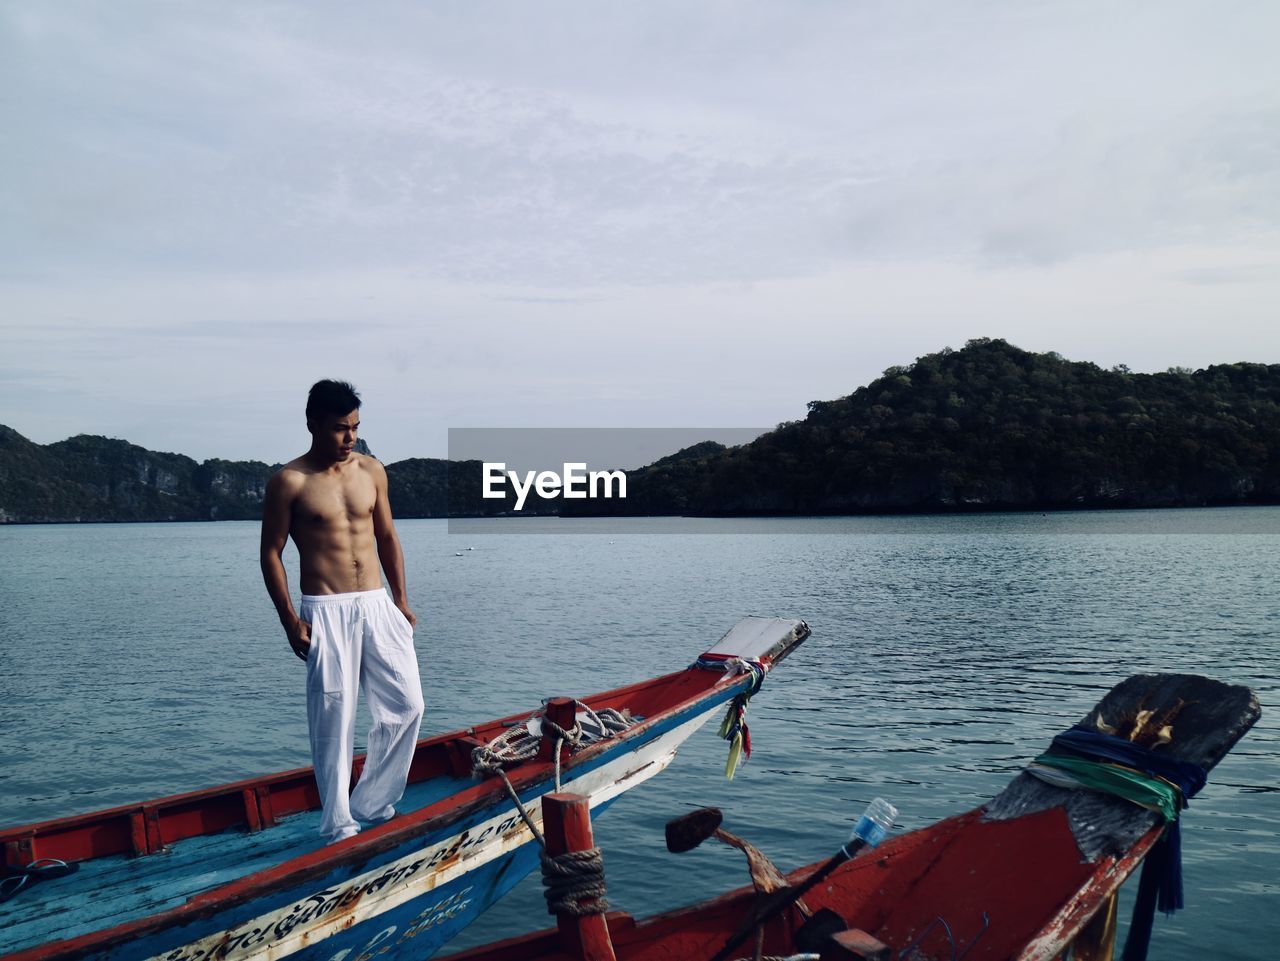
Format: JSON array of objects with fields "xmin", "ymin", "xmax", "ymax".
[
  {"xmin": 434, "ymin": 670, "xmax": 1258, "ymax": 961},
  {"xmin": 0, "ymin": 665, "xmax": 752, "ymax": 961},
  {"xmin": 1013, "ymin": 822, "xmax": 1164, "ymax": 961},
  {"xmin": 0, "ymin": 666, "xmax": 694, "ymax": 845},
  {"xmin": 433, "ymin": 809, "xmax": 986, "ymax": 961},
  {"xmin": 432, "ymin": 804, "xmax": 1170, "ymax": 961}
]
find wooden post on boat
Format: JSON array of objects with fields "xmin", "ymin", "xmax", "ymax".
[
  {"xmin": 542, "ymin": 793, "xmax": 617, "ymax": 961},
  {"xmin": 539, "ymin": 697, "xmax": 578, "ymax": 764}
]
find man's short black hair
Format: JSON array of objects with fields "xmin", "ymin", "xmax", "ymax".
[{"xmin": 306, "ymin": 380, "xmax": 361, "ymax": 422}]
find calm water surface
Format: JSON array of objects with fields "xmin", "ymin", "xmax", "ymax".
[{"xmin": 0, "ymin": 510, "xmax": 1276, "ymax": 959}]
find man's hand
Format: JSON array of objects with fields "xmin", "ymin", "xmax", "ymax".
[
  {"xmin": 396, "ymin": 603, "xmax": 417, "ymax": 629},
  {"xmin": 286, "ymin": 617, "xmax": 313, "ymax": 661}
]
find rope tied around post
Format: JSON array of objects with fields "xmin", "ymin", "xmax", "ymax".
[
  {"xmin": 541, "ymin": 846, "xmax": 609, "ymax": 917},
  {"xmin": 540, "ymin": 713, "xmax": 579, "ymax": 793},
  {"xmin": 467, "ymin": 700, "xmax": 634, "ymax": 856},
  {"xmin": 541, "ymin": 792, "xmax": 618, "ymax": 960}
]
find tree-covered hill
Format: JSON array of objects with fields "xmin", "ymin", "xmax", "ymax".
[
  {"xmin": 0, "ymin": 433, "xmax": 552, "ymax": 522},
  {"xmin": 0, "ymin": 428, "xmax": 275, "ymax": 522},
  {"xmin": 3, "ymin": 339, "xmax": 1277, "ymax": 522},
  {"xmin": 567, "ymin": 338, "xmax": 1280, "ymax": 515}
]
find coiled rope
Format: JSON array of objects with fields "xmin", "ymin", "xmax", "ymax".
[
  {"xmin": 469, "ymin": 700, "xmax": 632, "ymax": 918},
  {"xmin": 541, "ymin": 847, "xmax": 609, "ymax": 916},
  {"xmin": 470, "ymin": 701, "xmax": 632, "ymax": 792}
]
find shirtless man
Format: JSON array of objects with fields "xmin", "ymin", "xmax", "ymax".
[{"xmin": 260, "ymin": 379, "xmax": 424, "ymax": 844}]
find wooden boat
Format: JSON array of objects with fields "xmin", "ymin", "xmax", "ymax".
[
  {"xmin": 440, "ymin": 672, "xmax": 1260, "ymax": 961},
  {"xmin": 0, "ymin": 616, "xmax": 810, "ymax": 961}
]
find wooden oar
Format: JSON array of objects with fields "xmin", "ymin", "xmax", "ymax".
[{"xmin": 704, "ymin": 799, "xmax": 897, "ymax": 961}]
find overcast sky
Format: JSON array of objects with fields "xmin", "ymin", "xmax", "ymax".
[{"xmin": 3, "ymin": 2, "xmax": 1278, "ymax": 463}]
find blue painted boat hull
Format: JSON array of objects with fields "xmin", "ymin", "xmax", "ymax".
[
  {"xmin": 114, "ymin": 697, "xmax": 724, "ymax": 961},
  {"xmin": 1, "ymin": 616, "xmax": 810, "ymax": 961}
]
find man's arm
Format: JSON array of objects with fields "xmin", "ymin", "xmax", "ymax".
[
  {"xmin": 370, "ymin": 459, "xmax": 415, "ymax": 627},
  {"xmin": 260, "ymin": 470, "xmax": 311, "ymax": 660}
]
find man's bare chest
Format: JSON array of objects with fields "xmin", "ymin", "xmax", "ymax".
[{"xmin": 293, "ymin": 477, "xmax": 376, "ymax": 528}]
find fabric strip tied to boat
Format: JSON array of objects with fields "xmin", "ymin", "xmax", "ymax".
[{"xmin": 1031, "ymin": 728, "xmax": 1210, "ymax": 961}]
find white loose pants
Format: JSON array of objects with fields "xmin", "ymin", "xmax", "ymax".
[{"xmin": 300, "ymin": 589, "xmax": 424, "ymax": 844}]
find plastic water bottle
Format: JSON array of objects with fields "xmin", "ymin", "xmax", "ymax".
[{"xmin": 845, "ymin": 797, "xmax": 898, "ymax": 856}]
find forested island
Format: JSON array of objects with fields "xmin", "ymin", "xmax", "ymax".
[
  {"xmin": 566, "ymin": 338, "xmax": 1280, "ymax": 515},
  {"xmin": 2, "ymin": 339, "xmax": 1277, "ymax": 523}
]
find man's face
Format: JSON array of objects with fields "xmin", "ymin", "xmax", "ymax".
[{"xmin": 309, "ymin": 409, "xmax": 360, "ymax": 461}]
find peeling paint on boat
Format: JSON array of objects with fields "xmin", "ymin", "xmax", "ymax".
[{"xmin": 146, "ymin": 709, "xmax": 714, "ymax": 961}]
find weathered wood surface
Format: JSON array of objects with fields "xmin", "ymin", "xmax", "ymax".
[
  {"xmin": 984, "ymin": 673, "xmax": 1261, "ymax": 861},
  {"xmin": 439, "ymin": 673, "xmax": 1261, "ymax": 961},
  {"xmin": 0, "ymin": 616, "xmax": 812, "ymax": 961},
  {"xmin": 542, "ymin": 793, "xmax": 616, "ymax": 961}
]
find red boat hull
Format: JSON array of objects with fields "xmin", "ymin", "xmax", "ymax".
[
  {"xmin": 444, "ymin": 805, "xmax": 1159, "ymax": 961},
  {"xmin": 442, "ymin": 672, "xmax": 1261, "ymax": 961}
]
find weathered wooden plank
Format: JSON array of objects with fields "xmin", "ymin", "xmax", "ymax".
[
  {"xmin": 0, "ymin": 771, "xmax": 476, "ymax": 953},
  {"xmin": 985, "ymin": 673, "xmax": 1260, "ymax": 860},
  {"xmin": 988, "ymin": 673, "xmax": 1261, "ymax": 960},
  {"xmin": 0, "ymin": 617, "xmax": 811, "ymax": 961},
  {"xmin": 543, "ymin": 793, "xmax": 616, "ymax": 961}
]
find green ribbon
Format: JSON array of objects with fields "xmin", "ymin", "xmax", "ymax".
[
  {"xmin": 1031, "ymin": 752, "xmax": 1182, "ymax": 822},
  {"xmin": 724, "ymin": 731, "xmax": 744, "ymax": 780}
]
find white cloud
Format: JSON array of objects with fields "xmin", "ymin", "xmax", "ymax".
[{"xmin": 2, "ymin": 1, "xmax": 1278, "ymax": 461}]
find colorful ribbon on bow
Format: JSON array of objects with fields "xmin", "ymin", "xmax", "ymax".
[{"xmin": 717, "ymin": 660, "xmax": 766, "ymax": 779}]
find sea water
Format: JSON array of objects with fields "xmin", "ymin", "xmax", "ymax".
[{"xmin": 0, "ymin": 509, "xmax": 1276, "ymax": 959}]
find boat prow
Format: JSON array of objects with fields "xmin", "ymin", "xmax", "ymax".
[
  {"xmin": 440, "ymin": 672, "xmax": 1260, "ymax": 961},
  {"xmin": 0, "ymin": 616, "xmax": 809, "ymax": 961}
]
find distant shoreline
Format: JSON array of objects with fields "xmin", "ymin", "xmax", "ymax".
[
  {"xmin": 6, "ymin": 339, "xmax": 1278, "ymax": 524},
  {"xmin": 4, "ymin": 500, "xmax": 1278, "ymax": 528}
]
